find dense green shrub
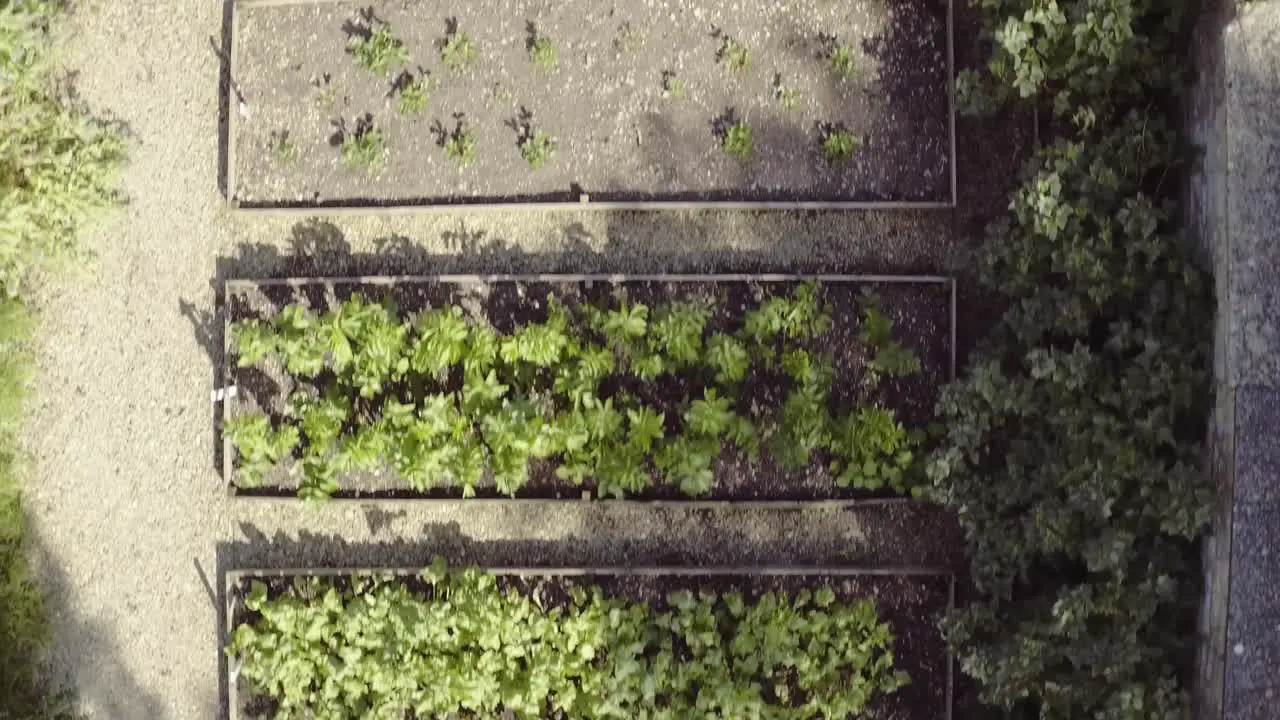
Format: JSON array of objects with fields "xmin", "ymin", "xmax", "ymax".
[
  {"xmin": 0, "ymin": 0, "xmax": 124, "ymax": 716},
  {"xmin": 926, "ymin": 0, "xmax": 1213, "ymax": 714}
]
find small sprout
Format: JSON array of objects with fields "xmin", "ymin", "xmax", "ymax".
[
  {"xmin": 340, "ymin": 117, "xmax": 387, "ymax": 175},
  {"xmin": 615, "ymin": 22, "xmax": 644, "ymax": 53},
  {"xmin": 347, "ymin": 24, "xmax": 408, "ymax": 75},
  {"xmin": 440, "ymin": 20, "xmax": 478, "ymax": 72},
  {"xmin": 822, "ymin": 128, "xmax": 862, "ymax": 165},
  {"xmin": 520, "ymin": 131, "xmax": 556, "ymax": 169},
  {"xmin": 268, "ymin": 129, "xmax": 299, "ymax": 165},
  {"xmin": 661, "ymin": 70, "xmax": 687, "ymax": 99},
  {"xmin": 394, "ymin": 71, "xmax": 431, "ymax": 115},
  {"xmin": 527, "ymin": 25, "xmax": 557, "ymax": 71},
  {"xmin": 311, "ymin": 73, "xmax": 337, "ymax": 111},
  {"xmin": 717, "ymin": 37, "xmax": 751, "ymax": 73},
  {"xmin": 829, "ymin": 44, "xmax": 861, "ymax": 80},
  {"xmin": 776, "ymin": 84, "xmax": 802, "ymax": 111},
  {"xmin": 439, "ymin": 119, "xmax": 477, "ymax": 167},
  {"xmin": 722, "ymin": 121, "xmax": 753, "ymax": 162}
]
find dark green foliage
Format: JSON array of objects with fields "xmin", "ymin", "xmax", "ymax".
[
  {"xmin": 926, "ymin": 0, "xmax": 1213, "ymax": 711},
  {"xmin": 228, "ymin": 284, "xmax": 925, "ymax": 500},
  {"xmin": 229, "ymin": 563, "xmax": 909, "ymax": 718}
]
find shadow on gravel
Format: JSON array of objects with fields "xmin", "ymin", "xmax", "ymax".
[{"xmin": 15, "ymin": 527, "xmax": 165, "ymax": 719}]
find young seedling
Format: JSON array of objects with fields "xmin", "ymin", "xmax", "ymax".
[
  {"xmin": 661, "ymin": 70, "xmax": 687, "ymax": 99},
  {"xmin": 520, "ymin": 131, "xmax": 555, "ymax": 169},
  {"xmin": 393, "ymin": 70, "xmax": 431, "ymax": 115},
  {"xmin": 614, "ymin": 22, "xmax": 644, "ymax": 53},
  {"xmin": 434, "ymin": 116, "xmax": 477, "ymax": 167},
  {"xmin": 721, "ymin": 121, "xmax": 753, "ymax": 161},
  {"xmin": 717, "ymin": 37, "xmax": 751, "ymax": 73},
  {"xmin": 311, "ymin": 73, "xmax": 338, "ymax": 111},
  {"xmin": 829, "ymin": 44, "xmax": 861, "ymax": 80},
  {"xmin": 526, "ymin": 23, "xmax": 557, "ymax": 71},
  {"xmin": 440, "ymin": 18, "xmax": 478, "ymax": 72},
  {"xmin": 821, "ymin": 127, "xmax": 862, "ymax": 165},
  {"xmin": 267, "ymin": 129, "xmax": 299, "ymax": 165},
  {"xmin": 346, "ymin": 12, "xmax": 408, "ymax": 75},
  {"xmin": 338, "ymin": 115, "xmax": 387, "ymax": 174},
  {"xmin": 776, "ymin": 82, "xmax": 802, "ymax": 111}
]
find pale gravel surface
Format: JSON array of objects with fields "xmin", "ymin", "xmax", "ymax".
[{"xmin": 16, "ymin": 1, "xmax": 957, "ymax": 718}]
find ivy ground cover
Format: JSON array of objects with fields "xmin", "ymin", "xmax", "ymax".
[
  {"xmin": 229, "ymin": 0, "xmax": 951, "ymax": 207},
  {"xmin": 226, "ymin": 564, "xmax": 952, "ymax": 719},
  {"xmin": 222, "ymin": 277, "xmax": 952, "ymax": 501}
]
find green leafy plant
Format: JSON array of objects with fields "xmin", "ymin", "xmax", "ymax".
[
  {"xmin": 267, "ymin": 129, "xmax": 299, "ymax": 165},
  {"xmin": 857, "ymin": 289, "xmax": 920, "ymax": 381},
  {"xmin": 347, "ymin": 23, "xmax": 408, "ymax": 75},
  {"xmin": 721, "ymin": 121, "xmax": 753, "ymax": 161},
  {"xmin": 829, "ymin": 44, "xmax": 860, "ymax": 80},
  {"xmin": 528, "ymin": 33, "xmax": 557, "ymax": 71},
  {"xmin": 439, "ymin": 22, "xmax": 477, "ymax": 72},
  {"xmin": 830, "ymin": 407, "xmax": 917, "ymax": 492},
  {"xmin": 442, "ymin": 120, "xmax": 477, "ymax": 167},
  {"xmin": 394, "ymin": 72, "xmax": 430, "ymax": 115},
  {"xmin": 229, "ymin": 563, "xmax": 908, "ymax": 718},
  {"xmin": 311, "ymin": 72, "xmax": 338, "ymax": 111},
  {"xmin": 520, "ymin": 130, "xmax": 555, "ymax": 169},
  {"xmin": 339, "ymin": 117, "xmax": 387, "ymax": 174},
  {"xmin": 661, "ymin": 70, "xmax": 687, "ymax": 99},
  {"xmin": 822, "ymin": 128, "xmax": 862, "ymax": 165},
  {"xmin": 717, "ymin": 37, "xmax": 751, "ymax": 73},
  {"xmin": 225, "ymin": 414, "xmax": 300, "ymax": 487},
  {"xmin": 614, "ymin": 22, "xmax": 644, "ymax": 53},
  {"xmin": 227, "ymin": 282, "xmax": 930, "ymax": 501},
  {"xmin": 776, "ymin": 84, "xmax": 802, "ymax": 111}
]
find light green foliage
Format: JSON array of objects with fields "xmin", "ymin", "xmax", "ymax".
[
  {"xmin": 347, "ymin": 24, "xmax": 408, "ymax": 75},
  {"xmin": 721, "ymin": 121, "xmax": 753, "ymax": 161},
  {"xmin": 339, "ymin": 123, "xmax": 386, "ymax": 174},
  {"xmin": 395, "ymin": 73, "xmax": 430, "ymax": 115},
  {"xmin": 829, "ymin": 44, "xmax": 860, "ymax": 80},
  {"xmin": 519, "ymin": 130, "xmax": 555, "ymax": 169},
  {"xmin": 822, "ymin": 129, "xmax": 862, "ymax": 165},
  {"xmin": 440, "ymin": 27, "xmax": 477, "ymax": 72},
  {"xmin": 830, "ymin": 407, "xmax": 917, "ymax": 492},
  {"xmin": 229, "ymin": 563, "xmax": 907, "ymax": 718},
  {"xmin": 662, "ymin": 72, "xmax": 687, "ymax": 99},
  {"xmin": 228, "ymin": 283, "xmax": 924, "ymax": 500},
  {"xmin": 267, "ymin": 129, "xmax": 298, "ymax": 165},
  {"xmin": 776, "ymin": 84, "xmax": 802, "ymax": 110},
  {"xmin": 928, "ymin": 0, "xmax": 1213, "ymax": 709},
  {"xmin": 443, "ymin": 122, "xmax": 477, "ymax": 167},
  {"xmin": 614, "ymin": 22, "xmax": 644, "ymax": 53},
  {"xmin": 717, "ymin": 38, "xmax": 751, "ymax": 73},
  {"xmin": 529, "ymin": 34, "xmax": 556, "ymax": 71},
  {"xmin": 224, "ymin": 414, "xmax": 299, "ymax": 488}
]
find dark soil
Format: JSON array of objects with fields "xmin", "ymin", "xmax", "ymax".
[
  {"xmin": 230, "ymin": 570, "xmax": 953, "ymax": 720},
  {"xmin": 232, "ymin": 0, "xmax": 951, "ymax": 206},
  {"xmin": 224, "ymin": 277, "xmax": 951, "ymax": 500}
]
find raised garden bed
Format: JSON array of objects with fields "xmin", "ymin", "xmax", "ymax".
[
  {"xmin": 224, "ymin": 564, "xmax": 955, "ymax": 720},
  {"xmin": 220, "ymin": 274, "xmax": 956, "ymax": 503},
  {"xmin": 225, "ymin": 0, "xmax": 955, "ymax": 211}
]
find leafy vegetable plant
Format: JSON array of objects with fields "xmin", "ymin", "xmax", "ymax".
[
  {"xmin": 528, "ymin": 32, "xmax": 557, "ymax": 71},
  {"xmin": 229, "ymin": 562, "xmax": 909, "ymax": 719},
  {"xmin": 339, "ymin": 117, "xmax": 387, "ymax": 174},
  {"xmin": 520, "ymin": 131, "xmax": 555, "ymax": 169},
  {"xmin": 829, "ymin": 43, "xmax": 860, "ymax": 80},
  {"xmin": 267, "ymin": 129, "xmax": 298, "ymax": 165},
  {"xmin": 347, "ymin": 23, "xmax": 408, "ymax": 75},
  {"xmin": 227, "ymin": 282, "xmax": 928, "ymax": 500},
  {"xmin": 439, "ymin": 21, "xmax": 477, "ymax": 72},
  {"xmin": 721, "ymin": 121, "xmax": 753, "ymax": 161},
  {"xmin": 443, "ymin": 120, "xmax": 477, "ymax": 167},
  {"xmin": 393, "ymin": 71, "xmax": 430, "ymax": 115},
  {"xmin": 717, "ymin": 37, "xmax": 751, "ymax": 73},
  {"xmin": 822, "ymin": 128, "xmax": 862, "ymax": 165}
]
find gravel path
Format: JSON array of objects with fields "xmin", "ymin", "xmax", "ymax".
[{"xmin": 14, "ymin": 1, "xmax": 984, "ymax": 718}]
